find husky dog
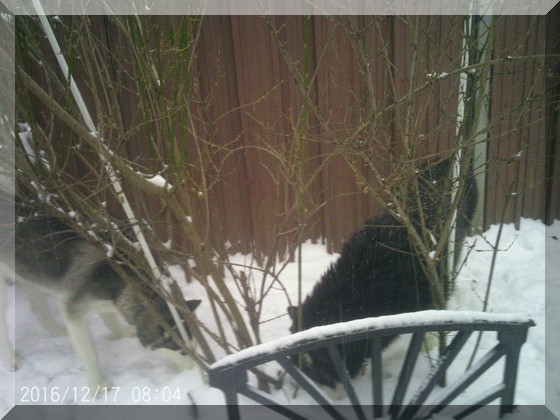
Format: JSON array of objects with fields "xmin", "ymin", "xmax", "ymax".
[
  {"xmin": 0, "ymin": 203, "xmax": 201, "ymax": 391},
  {"xmin": 288, "ymin": 158, "xmax": 478, "ymax": 391}
]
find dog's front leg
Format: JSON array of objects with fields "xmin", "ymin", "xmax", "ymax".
[
  {"xmin": 99, "ymin": 312, "xmax": 135, "ymax": 340},
  {"xmin": 20, "ymin": 283, "xmax": 67, "ymax": 337},
  {"xmin": 60, "ymin": 301, "xmax": 112, "ymax": 393}
]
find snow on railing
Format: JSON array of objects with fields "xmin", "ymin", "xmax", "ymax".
[
  {"xmin": 211, "ymin": 310, "xmax": 531, "ymax": 370},
  {"xmin": 209, "ymin": 310, "xmax": 534, "ymax": 420}
]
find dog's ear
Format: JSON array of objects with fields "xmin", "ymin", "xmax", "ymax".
[
  {"xmin": 187, "ymin": 299, "xmax": 201, "ymax": 312},
  {"xmin": 287, "ymin": 305, "xmax": 298, "ymax": 321}
]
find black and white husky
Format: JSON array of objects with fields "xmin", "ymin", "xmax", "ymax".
[
  {"xmin": 0, "ymin": 202, "xmax": 201, "ymax": 391},
  {"xmin": 288, "ymin": 158, "xmax": 478, "ymax": 392}
]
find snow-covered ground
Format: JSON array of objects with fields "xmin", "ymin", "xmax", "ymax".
[{"xmin": 0, "ymin": 218, "xmax": 557, "ymax": 419}]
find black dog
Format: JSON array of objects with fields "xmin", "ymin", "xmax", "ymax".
[{"xmin": 288, "ymin": 157, "xmax": 478, "ymax": 390}]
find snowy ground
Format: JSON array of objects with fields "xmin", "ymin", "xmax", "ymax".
[{"xmin": 0, "ymin": 218, "xmax": 557, "ymax": 419}]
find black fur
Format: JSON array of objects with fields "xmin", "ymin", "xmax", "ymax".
[{"xmin": 288, "ymin": 158, "xmax": 478, "ymax": 389}]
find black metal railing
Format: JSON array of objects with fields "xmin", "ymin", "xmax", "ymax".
[{"xmin": 208, "ymin": 310, "xmax": 535, "ymax": 420}]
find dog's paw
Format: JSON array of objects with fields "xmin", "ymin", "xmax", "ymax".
[
  {"xmin": 5, "ymin": 353, "xmax": 23, "ymax": 371},
  {"xmin": 1, "ymin": 351, "xmax": 22, "ymax": 372},
  {"xmin": 102, "ymin": 315, "xmax": 136, "ymax": 340},
  {"xmin": 153, "ymin": 348, "xmax": 195, "ymax": 370},
  {"xmin": 321, "ymin": 382, "xmax": 345, "ymax": 401}
]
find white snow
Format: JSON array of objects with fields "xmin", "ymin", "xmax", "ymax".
[
  {"xmin": 1, "ymin": 13, "xmax": 13, "ymax": 24},
  {"xmin": 16, "ymin": 123, "xmax": 51, "ymax": 172},
  {"xmin": 144, "ymin": 174, "xmax": 172, "ymax": 191},
  {"xmin": 17, "ymin": 124, "xmax": 35, "ymax": 165},
  {"xmin": 0, "ymin": 218, "xmax": 556, "ymax": 418},
  {"xmin": 426, "ymin": 72, "xmax": 449, "ymax": 79},
  {"xmin": 103, "ymin": 243, "xmax": 115, "ymax": 258}
]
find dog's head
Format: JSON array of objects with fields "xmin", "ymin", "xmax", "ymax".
[
  {"xmin": 287, "ymin": 305, "xmax": 343, "ymax": 393},
  {"xmin": 136, "ymin": 294, "xmax": 201, "ymax": 358}
]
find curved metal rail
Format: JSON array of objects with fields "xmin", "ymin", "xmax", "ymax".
[{"xmin": 208, "ymin": 311, "xmax": 534, "ymax": 420}]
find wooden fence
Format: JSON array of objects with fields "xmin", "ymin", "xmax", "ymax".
[{"xmin": 16, "ymin": 13, "xmax": 558, "ymax": 260}]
